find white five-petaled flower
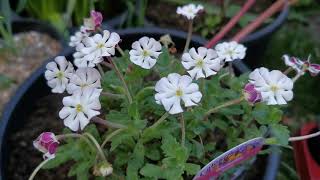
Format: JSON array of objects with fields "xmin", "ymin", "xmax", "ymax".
[
  {"xmin": 67, "ymin": 67, "xmax": 101, "ymax": 94},
  {"xmin": 182, "ymin": 47, "xmax": 223, "ymax": 79},
  {"xmin": 59, "ymin": 88, "xmax": 102, "ymax": 131},
  {"xmin": 249, "ymin": 67, "xmax": 294, "ymax": 105},
  {"xmin": 73, "ymin": 30, "xmax": 120, "ymax": 68},
  {"xmin": 176, "ymin": 4, "xmax": 204, "ymax": 20},
  {"xmin": 45, "ymin": 56, "xmax": 74, "ymax": 93},
  {"xmin": 69, "ymin": 31, "xmax": 89, "ymax": 47},
  {"xmin": 129, "ymin": 36, "xmax": 162, "ymax": 69},
  {"xmin": 155, "ymin": 73, "xmax": 202, "ymax": 114},
  {"xmin": 215, "ymin": 41, "xmax": 246, "ymax": 62}
]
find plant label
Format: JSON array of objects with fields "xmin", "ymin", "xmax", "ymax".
[{"xmin": 193, "ymin": 137, "xmax": 264, "ymax": 180}]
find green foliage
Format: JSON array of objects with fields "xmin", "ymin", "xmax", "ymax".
[
  {"xmin": 0, "ymin": 74, "xmax": 13, "ymax": 90},
  {"xmin": 53, "ymin": 46, "xmax": 290, "ymax": 179}
]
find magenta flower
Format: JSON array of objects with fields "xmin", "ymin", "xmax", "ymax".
[
  {"xmin": 91, "ymin": 10, "xmax": 103, "ymax": 29},
  {"xmin": 304, "ymin": 61, "xmax": 320, "ymax": 76},
  {"xmin": 33, "ymin": 132, "xmax": 59, "ymax": 159},
  {"xmin": 243, "ymin": 83, "xmax": 262, "ymax": 104}
]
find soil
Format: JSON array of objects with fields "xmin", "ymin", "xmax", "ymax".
[
  {"xmin": 0, "ymin": 31, "xmax": 61, "ymax": 115},
  {"xmin": 7, "ymin": 94, "xmax": 74, "ymax": 180},
  {"xmin": 146, "ymin": 0, "xmax": 273, "ymax": 39}
]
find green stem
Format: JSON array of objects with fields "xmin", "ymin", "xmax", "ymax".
[
  {"xmin": 183, "ymin": 20, "xmax": 193, "ymax": 53},
  {"xmin": 91, "ymin": 116, "xmax": 127, "ymax": 129},
  {"xmin": 83, "ymin": 133, "xmax": 107, "ymax": 161},
  {"xmin": 107, "ymin": 57, "xmax": 133, "ymax": 104},
  {"xmin": 101, "ymin": 92, "xmax": 124, "ymax": 99},
  {"xmin": 101, "ymin": 128, "xmax": 126, "ymax": 148},
  {"xmin": 149, "ymin": 112, "xmax": 169, "ymax": 129},
  {"xmin": 204, "ymin": 96, "xmax": 244, "ymax": 120},
  {"xmin": 180, "ymin": 113, "xmax": 185, "ymax": 147},
  {"xmin": 28, "ymin": 158, "xmax": 51, "ymax": 180},
  {"xmin": 228, "ymin": 62, "xmax": 235, "ymax": 77}
]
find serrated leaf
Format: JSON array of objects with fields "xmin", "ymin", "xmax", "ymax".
[
  {"xmin": 128, "ymin": 101, "xmax": 140, "ymax": 120},
  {"xmin": 140, "ymin": 164, "xmax": 163, "ymax": 178},
  {"xmin": 270, "ymin": 124, "xmax": 290, "ymax": 146},
  {"xmin": 185, "ymin": 163, "xmax": 200, "ymax": 175},
  {"xmin": 161, "ymin": 135, "xmax": 188, "ymax": 163},
  {"xmin": 68, "ymin": 160, "xmax": 92, "ymax": 177},
  {"xmin": 126, "ymin": 141, "xmax": 145, "ymax": 179}
]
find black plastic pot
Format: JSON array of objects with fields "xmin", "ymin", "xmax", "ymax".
[
  {"xmin": 106, "ymin": 4, "xmax": 289, "ymax": 69},
  {"xmin": 0, "ymin": 27, "xmax": 279, "ymax": 179}
]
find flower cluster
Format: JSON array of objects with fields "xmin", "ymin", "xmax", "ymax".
[
  {"xmin": 45, "ymin": 14, "xmax": 122, "ymax": 131},
  {"xmin": 176, "ymin": 4, "xmax": 204, "ymax": 20}
]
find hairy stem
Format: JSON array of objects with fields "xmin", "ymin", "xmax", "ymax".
[
  {"xmin": 116, "ymin": 45, "xmax": 125, "ymax": 56},
  {"xmin": 91, "ymin": 116, "xmax": 127, "ymax": 129},
  {"xmin": 101, "ymin": 128, "xmax": 126, "ymax": 148},
  {"xmin": 97, "ymin": 64, "xmax": 105, "ymax": 76},
  {"xmin": 180, "ymin": 113, "xmax": 185, "ymax": 147},
  {"xmin": 107, "ymin": 57, "xmax": 133, "ymax": 104},
  {"xmin": 83, "ymin": 133, "xmax": 107, "ymax": 161},
  {"xmin": 205, "ymin": 0, "xmax": 256, "ymax": 48},
  {"xmin": 101, "ymin": 92, "xmax": 124, "ymax": 99},
  {"xmin": 183, "ymin": 20, "xmax": 193, "ymax": 53},
  {"xmin": 204, "ymin": 96, "xmax": 244, "ymax": 120},
  {"xmin": 149, "ymin": 112, "xmax": 169, "ymax": 129},
  {"xmin": 28, "ymin": 158, "xmax": 51, "ymax": 180}
]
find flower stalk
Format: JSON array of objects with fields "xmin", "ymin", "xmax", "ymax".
[
  {"xmin": 101, "ymin": 128, "xmax": 127, "ymax": 148},
  {"xmin": 183, "ymin": 20, "xmax": 193, "ymax": 53},
  {"xmin": 180, "ymin": 113, "xmax": 186, "ymax": 147},
  {"xmin": 149, "ymin": 112, "xmax": 170, "ymax": 129},
  {"xmin": 28, "ymin": 158, "xmax": 51, "ymax": 180},
  {"xmin": 107, "ymin": 57, "xmax": 133, "ymax": 104},
  {"xmin": 204, "ymin": 96, "xmax": 245, "ymax": 120},
  {"xmin": 91, "ymin": 116, "xmax": 127, "ymax": 129}
]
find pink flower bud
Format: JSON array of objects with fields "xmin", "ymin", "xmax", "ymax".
[
  {"xmin": 33, "ymin": 132, "xmax": 59, "ymax": 159},
  {"xmin": 243, "ymin": 83, "xmax": 262, "ymax": 104},
  {"xmin": 90, "ymin": 10, "xmax": 103, "ymax": 29}
]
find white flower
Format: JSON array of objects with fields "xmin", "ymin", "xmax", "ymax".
[
  {"xmin": 59, "ymin": 88, "xmax": 102, "ymax": 131},
  {"xmin": 69, "ymin": 31, "xmax": 89, "ymax": 47},
  {"xmin": 129, "ymin": 36, "xmax": 162, "ymax": 69},
  {"xmin": 282, "ymin": 55, "xmax": 304, "ymax": 73},
  {"xmin": 176, "ymin": 4, "xmax": 204, "ymax": 20},
  {"xmin": 73, "ymin": 30, "xmax": 120, "ymax": 68},
  {"xmin": 155, "ymin": 73, "xmax": 202, "ymax": 114},
  {"xmin": 249, "ymin": 67, "xmax": 294, "ymax": 105},
  {"xmin": 67, "ymin": 67, "xmax": 101, "ymax": 94},
  {"xmin": 45, "ymin": 56, "xmax": 74, "ymax": 93},
  {"xmin": 215, "ymin": 41, "xmax": 246, "ymax": 62},
  {"xmin": 182, "ymin": 47, "xmax": 223, "ymax": 79}
]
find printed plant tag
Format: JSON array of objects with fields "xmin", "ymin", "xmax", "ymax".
[{"xmin": 193, "ymin": 137, "xmax": 264, "ymax": 180}]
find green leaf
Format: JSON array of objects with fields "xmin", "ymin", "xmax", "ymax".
[
  {"xmin": 252, "ymin": 104, "xmax": 283, "ymax": 125},
  {"xmin": 142, "ymin": 121, "xmax": 179, "ymax": 143},
  {"xmin": 68, "ymin": 160, "xmax": 92, "ymax": 177},
  {"xmin": 270, "ymin": 124, "xmax": 290, "ymax": 146},
  {"xmin": 185, "ymin": 163, "xmax": 200, "ymax": 175},
  {"xmin": 140, "ymin": 163, "xmax": 163, "ymax": 178},
  {"xmin": 126, "ymin": 141, "xmax": 145, "ymax": 179},
  {"xmin": 128, "ymin": 101, "xmax": 140, "ymax": 120},
  {"xmin": 161, "ymin": 134, "xmax": 188, "ymax": 163},
  {"xmin": 145, "ymin": 145, "xmax": 161, "ymax": 161}
]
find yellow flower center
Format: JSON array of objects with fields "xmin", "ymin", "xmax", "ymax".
[
  {"xmin": 270, "ymin": 85, "xmax": 279, "ymax": 92},
  {"xmin": 97, "ymin": 43, "xmax": 104, "ymax": 49},
  {"xmin": 196, "ymin": 59, "xmax": 204, "ymax": 68},
  {"xmin": 56, "ymin": 71, "xmax": 64, "ymax": 80},
  {"xmin": 76, "ymin": 104, "xmax": 83, "ymax": 112},
  {"xmin": 80, "ymin": 83, "xmax": 88, "ymax": 88},
  {"xmin": 143, "ymin": 50, "xmax": 150, "ymax": 57},
  {"xmin": 176, "ymin": 89, "xmax": 183, "ymax": 97},
  {"xmin": 226, "ymin": 49, "xmax": 234, "ymax": 56}
]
